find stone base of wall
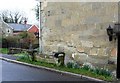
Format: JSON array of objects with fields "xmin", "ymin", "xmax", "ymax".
[{"xmin": 42, "ymin": 45, "xmax": 117, "ymax": 68}]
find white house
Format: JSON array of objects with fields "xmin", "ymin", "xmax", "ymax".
[{"xmin": 0, "ymin": 17, "xmax": 13, "ymax": 37}]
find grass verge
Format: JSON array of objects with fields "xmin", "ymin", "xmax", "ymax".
[
  {"xmin": 17, "ymin": 58, "xmax": 113, "ymax": 82},
  {"xmin": 0, "ymin": 48, "xmax": 8, "ymax": 54}
]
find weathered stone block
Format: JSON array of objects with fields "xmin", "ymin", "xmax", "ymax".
[
  {"xmin": 98, "ymin": 48, "xmax": 107, "ymax": 56},
  {"xmin": 89, "ymin": 48, "xmax": 98, "ymax": 56},
  {"xmin": 111, "ymin": 48, "xmax": 117, "ymax": 57},
  {"xmin": 76, "ymin": 47, "xmax": 85, "ymax": 53},
  {"xmin": 81, "ymin": 40, "xmax": 93, "ymax": 47}
]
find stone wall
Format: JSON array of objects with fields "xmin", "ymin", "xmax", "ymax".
[{"xmin": 42, "ymin": 2, "xmax": 118, "ymax": 65}]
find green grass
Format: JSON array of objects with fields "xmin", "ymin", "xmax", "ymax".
[
  {"xmin": 0, "ymin": 48, "xmax": 8, "ymax": 54},
  {"xmin": 13, "ymin": 53, "xmax": 28, "ymax": 56},
  {"xmin": 17, "ymin": 58, "xmax": 113, "ymax": 82}
]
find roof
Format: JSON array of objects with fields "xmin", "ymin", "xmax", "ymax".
[
  {"xmin": 0, "ymin": 17, "xmax": 13, "ymax": 30},
  {"xmin": 27, "ymin": 25, "xmax": 39, "ymax": 33},
  {"xmin": 8, "ymin": 23, "xmax": 32, "ymax": 31}
]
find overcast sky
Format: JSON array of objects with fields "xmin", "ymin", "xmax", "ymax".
[{"xmin": 0, "ymin": 0, "xmax": 38, "ymax": 24}]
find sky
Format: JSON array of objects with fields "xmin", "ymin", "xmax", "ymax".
[
  {"xmin": 0, "ymin": 0, "xmax": 118, "ymax": 25},
  {"xmin": 0, "ymin": 0, "xmax": 38, "ymax": 24}
]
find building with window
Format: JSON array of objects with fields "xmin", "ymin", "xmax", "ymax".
[{"xmin": 0, "ymin": 17, "xmax": 13, "ymax": 37}]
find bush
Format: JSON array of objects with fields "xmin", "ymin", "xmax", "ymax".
[
  {"xmin": 32, "ymin": 44, "xmax": 39, "ymax": 49},
  {"xmin": 2, "ymin": 37, "xmax": 8, "ymax": 48},
  {"xmin": 19, "ymin": 32, "xmax": 37, "ymax": 49},
  {"xmin": 2, "ymin": 36, "xmax": 21, "ymax": 48}
]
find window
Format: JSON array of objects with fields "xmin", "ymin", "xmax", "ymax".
[
  {"xmin": 8, "ymin": 30, "xmax": 10, "ymax": 33},
  {"xmin": 48, "ymin": 11, "xmax": 50, "ymax": 16}
]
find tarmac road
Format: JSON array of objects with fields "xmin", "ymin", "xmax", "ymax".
[{"xmin": 1, "ymin": 60, "xmax": 91, "ymax": 81}]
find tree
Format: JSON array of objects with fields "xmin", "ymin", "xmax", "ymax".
[
  {"xmin": 34, "ymin": 4, "xmax": 39, "ymax": 21},
  {"xmin": 19, "ymin": 32, "xmax": 37, "ymax": 49},
  {"xmin": 1, "ymin": 10, "xmax": 27, "ymax": 23},
  {"xmin": 1, "ymin": 10, "xmax": 9, "ymax": 23}
]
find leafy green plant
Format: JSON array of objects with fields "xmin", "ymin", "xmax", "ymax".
[
  {"xmin": 17, "ymin": 54, "xmax": 31, "ymax": 62},
  {"xmin": 18, "ymin": 58, "xmax": 113, "ymax": 81},
  {"xmin": 66, "ymin": 62, "xmax": 80, "ymax": 69},
  {"xmin": 3, "ymin": 36, "xmax": 21, "ymax": 48},
  {"xmin": 17, "ymin": 56, "xmax": 113, "ymax": 81},
  {"xmin": 0, "ymin": 48, "xmax": 8, "ymax": 54},
  {"xmin": 13, "ymin": 52, "xmax": 28, "ymax": 56},
  {"xmin": 66, "ymin": 62, "xmax": 75, "ymax": 68},
  {"xmin": 82, "ymin": 65, "xmax": 90, "ymax": 71},
  {"xmin": 73, "ymin": 63, "xmax": 80, "ymax": 69},
  {"xmin": 94, "ymin": 67, "xmax": 111, "ymax": 77}
]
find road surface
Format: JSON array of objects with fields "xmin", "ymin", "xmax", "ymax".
[{"xmin": 1, "ymin": 60, "xmax": 93, "ymax": 81}]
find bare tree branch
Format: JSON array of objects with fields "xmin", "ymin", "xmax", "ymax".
[
  {"xmin": 1, "ymin": 10, "xmax": 9, "ymax": 22},
  {"xmin": 9, "ymin": 12, "xmax": 14, "ymax": 23},
  {"xmin": 0, "ymin": 10, "xmax": 27, "ymax": 23}
]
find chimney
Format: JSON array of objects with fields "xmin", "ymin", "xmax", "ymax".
[{"xmin": 24, "ymin": 18, "xmax": 27, "ymax": 24}]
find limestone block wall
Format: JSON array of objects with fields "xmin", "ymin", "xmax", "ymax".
[{"xmin": 42, "ymin": 2, "xmax": 118, "ymax": 65}]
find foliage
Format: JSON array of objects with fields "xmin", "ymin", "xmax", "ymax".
[
  {"xmin": 19, "ymin": 32, "xmax": 36, "ymax": 44},
  {"xmin": 5, "ymin": 36, "xmax": 20, "ymax": 43},
  {"xmin": 16, "ymin": 52, "xmax": 113, "ymax": 82},
  {"xmin": 83, "ymin": 62, "xmax": 95, "ymax": 69},
  {"xmin": 34, "ymin": 4, "xmax": 39, "ymax": 21},
  {"xmin": 81, "ymin": 64, "xmax": 112, "ymax": 78},
  {"xmin": 66, "ymin": 62, "xmax": 74, "ymax": 68},
  {"xmin": 2, "ymin": 37, "xmax": 7, "ymax": 48},
  {"xmin": 19, "ymin": 31, "xmax": 28, "ymax": 39},
  {"xmin": 13, "ymin": 51, "xmax": 29, "ymax": 56},
  {"xmin": 0, "ymin": 37, "xmax": 2, "ymax": 48},
  {"xmin": 82, "ymin": 65, "xmax": 90, "ymax": 71},
  {"xmin": 18, "ymin": 58, "xmax": 113, "ymax": 81},
  {"xmin": 0, "ymin": 48, "xmax": 8, "ymax": 54},
  {"xmin": 73, "ymin": 63, "xmax": 80, "ymax": 69},
  {"xmin": 65, "ymin": 61, "xmax": 113, "ymax": 81},
  {"xmin": 2, "ymin": 32, "xmax": 38, "ymax": 49},
  {"xmin": 94, "ymin": 67, "xmax": 112, "ymax": 77},
  {"xmin": 2, "ymin": 36, "xmax": 21, "ymax": 48},
  {"xmin": 18, "ymin": 32, "xmax": 38, "ymax": 49},
  {"xmin": 66, "ymin": 62, "xmax": 80, "ymax": 69},
  {"xmin": 0, "ymin": 37, "xmax": 2, "ymax": 44},
  {"xmin": 32, "ymin": 44, "xmax": 39, "ymax": 49},
  {"xmin": 17, "ymin": 53, "xmax": 31, "ymax": 62}
]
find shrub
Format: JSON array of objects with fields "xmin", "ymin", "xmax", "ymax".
[
  {"xmin": 2, "ymin": 37, "xmax": 8, "ymax": 48},
  {"xmin": 2, "ymin": 36, "xmax": 21, "ymax": 48},
  {"xmin": 32, "ymin": 44, "xmax": 39, "ymax": 49}
]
